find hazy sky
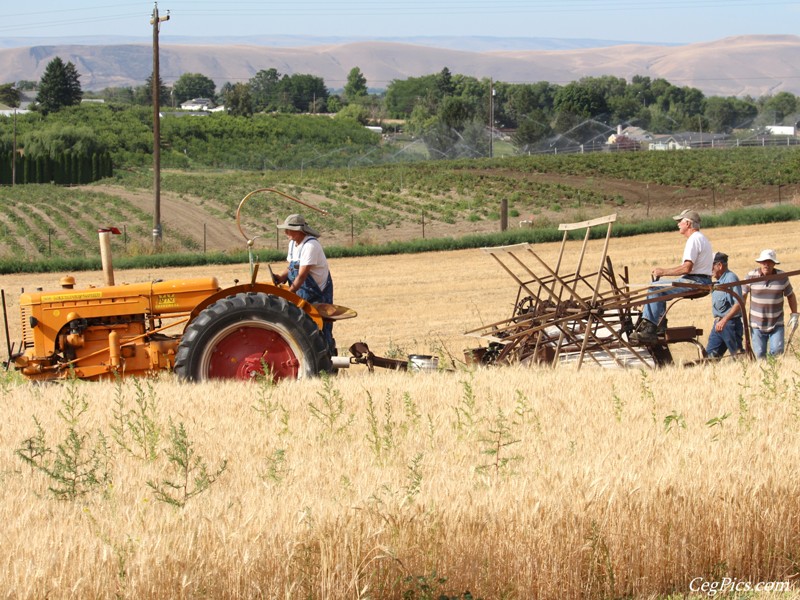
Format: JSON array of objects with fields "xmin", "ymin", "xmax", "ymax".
[{"xmin": 3, "ymin": 0, "xmax": 799, "ymax": 45}]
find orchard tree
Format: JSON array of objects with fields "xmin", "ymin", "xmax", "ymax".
[
  {"xmin": 172, "ymin": 72, "xmax": 216, "ymax": 104},
  {"xmin": 459, "ymin": 119, "xmax": 491, "ymax": 157},
  {"xmin": 0, "ymin": 83, "xmax": 21, "ymax": 107},
  {"xmin": 760, "ymin": 91, "xmax": 798, "ymax": 124},
  {"xmin": 335, "ymin": 103, "xmax": 369, "ymax": 125},
  {"xmin": 435, "ymin": 67, "xmax": 455, "ymax": 97},
  {"xmin": 704, "ymin": 96, "xmax": 756, "ymax": 133},
  {"xmin": 279, "ymin": 73, "xmax": 328, "ymax": 113},
  {"xmin": 326, "ymin": 94, "xmax": 344, "ymax": 113},
  {"xmin": 384, "ymin": 74, "xmax": 438, "ymax": 117},
  {"xmin": 344, "ymin": 67, "xmax": 368, "ymax": 103},
  {"xmin": 218, "ymin": 81, "xmax": 234, "ymax": 106},
  {"xmin": 36, "ymin": 57, "xmax": 82, "ymax": 114},
  {"xmin": 101, "ymin": 86, "xmax": 135, "ymax": 104},
  {"xmin": 438, "ymin": 96, "xmax": 473, "ymax": 130},
  {"xmin": 249, "ymin": 68, "xmax": 281, "ymax": 112},
  {"xmin": 501, "ymin": 82, "xmax": 557, "ymax": 128},
  {"xmin": 248, "ymin": 70, "xmax": 327, "ymax": 113},
  {"xmin": 512, "ymin": 111, "xmax": 553, "ymax": 151},
  {"xmin": 553, "ymin": 82, "xmax": 607, "ymax": 123},
  {"xmin": 136, "ymin": 73, "xmax": 169, "ymax": 106},
  {"xmin": 223, "ymin": 82, "xmax": 254, "ymax": 117}
]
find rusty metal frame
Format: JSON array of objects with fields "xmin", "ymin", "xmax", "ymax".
[
  {"xmin": 466, "ymin": 215, "xmax": 800, "ymax": 369},
  {"xmin": 466, "ymin": 214, "xmax": 661, "ymax": 369}
]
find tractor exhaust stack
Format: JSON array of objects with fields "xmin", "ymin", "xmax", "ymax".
[{"xmin": 98, "ymin": 227, "xmax": 121, "ymax": 286}]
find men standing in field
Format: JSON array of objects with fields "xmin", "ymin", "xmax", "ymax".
[
  {"xmin": 274, "ymin": 214, "xmax": 336, "ymax": 354},
  {"xmin": 705, "ymin": 252, "xmax": 743, "ymax": 358},
  {"xmin": 630, "ymin": 209, "xmax": 713, "ymax": 345},
  {"xmin": 742, "ymin": 249, "xmax": 798, "ymax": 358}
]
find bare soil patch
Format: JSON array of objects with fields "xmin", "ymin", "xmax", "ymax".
[{"xmin": 83, "ymin": 184, "xmax": 244, "ymax": 252}]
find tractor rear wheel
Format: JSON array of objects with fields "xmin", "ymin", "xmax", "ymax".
[{"xmin": 174, "ymin": 292, "xmax": 331, "ymax": 381}]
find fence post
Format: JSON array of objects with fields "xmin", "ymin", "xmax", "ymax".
[
  {"xmin": 203, "ymin": 223, "xmax": 207, "ymax": 253},
  {"xmin": 422, "ymin": 211, "xmax": 426, "ymax": 239},
  {"xmin": 501, "ymin": 198, "xmax": 508, "ymax": 231}
]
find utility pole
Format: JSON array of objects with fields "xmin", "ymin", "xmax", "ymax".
[
  {"xmin": 151, "ymin": 2, "xmax": 169, "ymax": 250},
  {"xmin": 12, "ymin": 108, "xmax": 16, "ymax": 187},
  {"xmin": 489, "ymin": 78, "xmax": 494, "ymax": 158}
]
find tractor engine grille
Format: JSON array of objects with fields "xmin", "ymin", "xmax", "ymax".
[{"xmin": 19, "ymin": 305, "xmax": 34, "ymax": 349}]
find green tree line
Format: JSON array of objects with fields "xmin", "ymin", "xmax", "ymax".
[
  {"xmin": 3, "ymin": 56, "xmax": 800, "ymax": 176},
  {"xmin": 0, "ymin": 103, "xmax": 384, "ymax": 173}
]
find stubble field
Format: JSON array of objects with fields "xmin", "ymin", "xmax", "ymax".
[{"xmin": 1, "ymin": 221, "xmax": 799, "ymax": 599}]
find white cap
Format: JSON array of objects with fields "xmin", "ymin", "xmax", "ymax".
[{"xmin": 756, "ymin": 249, "xmax": 780, "ymax": 264}]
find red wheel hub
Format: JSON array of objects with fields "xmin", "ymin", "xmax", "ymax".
[{"xmin": 207, "ymin": 326, "xmax": 299, "ymax": 380}]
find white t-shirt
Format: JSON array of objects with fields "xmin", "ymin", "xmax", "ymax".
[
  {"xmin": 287, "ymin": 236, "xmax": 330, "ymax": 290},
  {"xmin": 683, "ymin": 231, "xmax": 713, "ymax": 276}
]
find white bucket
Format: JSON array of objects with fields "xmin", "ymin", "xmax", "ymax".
[{"xmin": 408, "ymin": 354, "xmax": 439, "ymax": 372}]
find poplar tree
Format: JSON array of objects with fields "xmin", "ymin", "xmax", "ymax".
[{"xmin": 344, "ymin": 67, "xmax": 368, "ymax": 103}]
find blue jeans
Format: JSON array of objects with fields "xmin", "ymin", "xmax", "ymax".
[
  {"xmin": 750, "ymin": 325, "xmax": 785, "ymax": 358},
  {"xmin": 706, "ymin": 317, "xmax": 743, "ymax": 358},
  {"xmin": 642, "ymin": 275, "xmax": 712, "ymax": 326}
]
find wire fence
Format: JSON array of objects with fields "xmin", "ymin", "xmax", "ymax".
[
  {"xmin": 526, "ymin": 134, "xmax": 800, "ymax": 156},
  {"xmin": 200, "ymin": 127, "xmax": 800, "ymax": 172}
]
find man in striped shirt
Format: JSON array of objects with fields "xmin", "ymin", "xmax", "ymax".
[{"xmin": 742, "ymin": 249, "xmax": 798, "ymax": 358}]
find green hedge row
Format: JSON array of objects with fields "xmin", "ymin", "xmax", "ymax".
[{"xmin": 0, "ymin": 151, "xmax": 113, "ymax": 185}]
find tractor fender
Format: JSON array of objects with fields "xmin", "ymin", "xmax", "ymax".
[{"xmin": 187, "ymin": 283, "xmax": 323, "ymax": 330}]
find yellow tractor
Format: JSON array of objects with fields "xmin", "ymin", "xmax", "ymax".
[{"xmin": 3, "ymin": 190, "xmax": 355, "ymax": 382}]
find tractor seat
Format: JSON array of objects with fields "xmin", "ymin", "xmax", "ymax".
[
  {"xmin": 665, "ymin": 326, "xmax": 703, "ymax": 343},
  {"xmin": 687, "ymin": 289, "xmax": 710, "ymax": 299}
]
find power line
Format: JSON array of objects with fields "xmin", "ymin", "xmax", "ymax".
[
  {"xmin": 3, "ymin": 0, "xmax": 797, "ymax": 33},
  {"xmin": 0, "ymin": 13, "xmax": 144, "ymax": 34},
  {"xmin": 172, "ymin": 1, "xmax": 798, "ymax": 18}
]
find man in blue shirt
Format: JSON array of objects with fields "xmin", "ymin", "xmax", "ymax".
[{"xmin": 705, "ymin": 252, "xmax": 743, "ymax": 358}]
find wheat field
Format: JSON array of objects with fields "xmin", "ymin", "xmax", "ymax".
[{"xmin": 1, "ymin": 221, "xmax": 799, "ymax": 599}]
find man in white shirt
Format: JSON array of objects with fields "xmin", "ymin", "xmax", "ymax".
[
  {"xmin": 275, "ymin": 214, "xmax": 335, "ymax": 352},
  {"xmin": 630, "ymin": 209, "xmax": 713, "ymax": 345}
]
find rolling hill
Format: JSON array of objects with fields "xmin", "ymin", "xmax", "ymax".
[{"xmin": 1, "ymin": 34, "xmax": 799, "ymax": 97}]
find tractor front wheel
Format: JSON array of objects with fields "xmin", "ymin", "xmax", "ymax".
[{"xmin": 174, "ymin": 292, "xmax": 331, "ymax": 381}]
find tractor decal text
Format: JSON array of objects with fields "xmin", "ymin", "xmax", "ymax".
[
  {"xmin": 41, "ymin": 291, "xmax": 103, "ymax": 303},
  {"xmin": 156, "ymin": 293, "xmax": 178, "ymax": 308}
]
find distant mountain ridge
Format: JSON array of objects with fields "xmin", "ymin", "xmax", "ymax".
[
  {"xmin": 0, "ymin": 34, "xmax": 797, "ymax": 97},
  {"xmin": 0, "ymin": 34, "xmax": 669, "ymax": 52}
]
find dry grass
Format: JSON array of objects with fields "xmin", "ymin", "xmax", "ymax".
[{"xmin": 1, "ymin": 221, "xmax": 800, "ymax": 599}]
